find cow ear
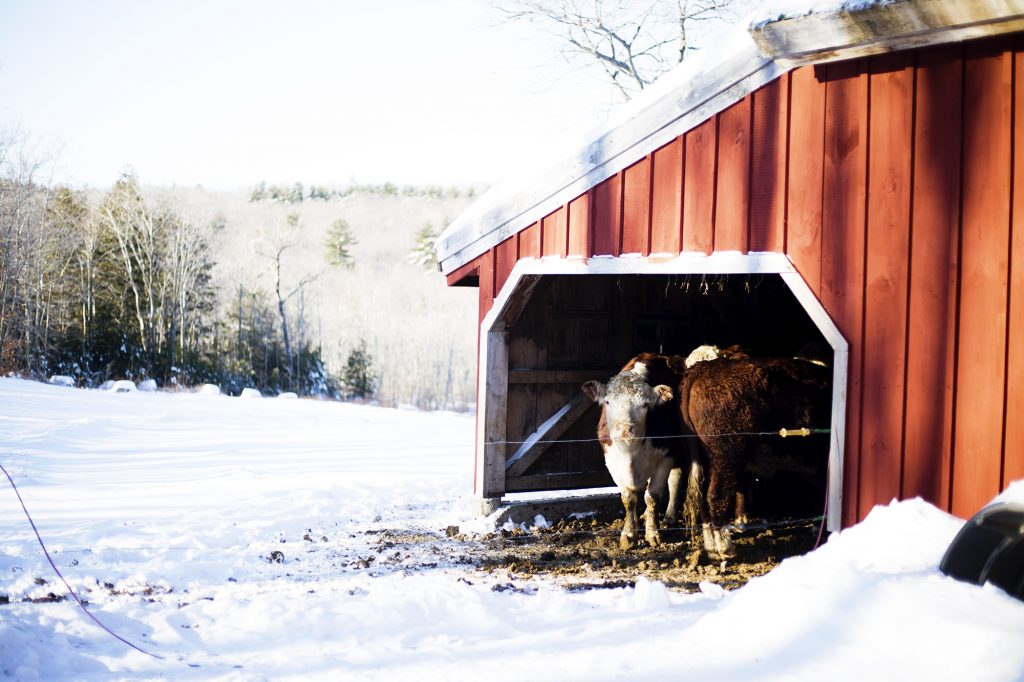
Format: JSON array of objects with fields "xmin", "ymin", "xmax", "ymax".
[
  {"xmin": 653, "ymin": 384, "xmax": 673, "ymax": 405},
  {"xmin": 581, "ymin": 380, "xmax": 605, "ymax": 402}
]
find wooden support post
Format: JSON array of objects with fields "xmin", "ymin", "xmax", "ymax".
[{"xmin": 480, "ymin": 329, "xmax": 509, "ymax": 498}]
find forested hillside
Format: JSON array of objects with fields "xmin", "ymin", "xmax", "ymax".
[{"xmin": 0, "ymin": 155, "xmax": 479, "ymax": 409}]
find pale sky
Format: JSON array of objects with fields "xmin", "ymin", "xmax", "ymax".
[{"xmin": 0, "ymin": 0, "xmax": 624, "ymax": 190}]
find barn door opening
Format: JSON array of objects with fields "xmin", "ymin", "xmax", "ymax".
[{"xmin": 477, "ymin": 254, "xmax": 847, "ymax": 531}]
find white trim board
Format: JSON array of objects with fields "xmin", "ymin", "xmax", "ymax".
[{"xmin": 476, "ymin": 253, "xmax": 847, "ymax": 532}]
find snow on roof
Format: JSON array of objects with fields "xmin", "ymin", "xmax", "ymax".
[{"xmin": 437, "ymin": 0, "xmax": 1024, "ymax": 277}]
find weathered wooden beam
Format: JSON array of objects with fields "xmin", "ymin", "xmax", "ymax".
[
  {"xmin": 504, "ymin": 471, "xmax": 613, "ymax": 493},
  {"xmin": 507, "ymin": 369, "xmax": 616, "ymax": 385},
  {"xmin": 481, "ymin": 330, "xmax": 509, "ymax": 498},
  {"xmin": 495, "ymin": 274, "xmax": 543, "ymax": 331},
  {"xmin": 505, "ymin": 393, "xmax": 595, "ymax": 479}
]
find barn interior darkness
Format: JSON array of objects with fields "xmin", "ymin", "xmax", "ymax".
[{"xmin": 506, "ymin": 273, "xmax": 832, "ymax": 521}]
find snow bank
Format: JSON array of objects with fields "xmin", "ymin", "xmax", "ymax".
[
  {"xmin": 47, "ymin": 375, "xmax": 74, "ymax": 387},
  {"xmin": 2, "ymin": 377, "xmax": 1023, "ymax": 681},
  {"xmin": 197, "ymin": 383, "xmax": 221, "ymax": 396},
  {"xmin": 138, "ymin": 379, "xmax": 158, "ymax": 392},
  {"xmin": 107, "ymin": 380, "xmax": 136, "ymax": 393},
  {"xmin": 239, "ymin": 387, "xmax": 262, "ymax": 399}
]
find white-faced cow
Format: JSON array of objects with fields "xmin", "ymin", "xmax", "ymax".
[{"xmin": 582, "ymin": 355, "xmax": 681, "ymax": 549}]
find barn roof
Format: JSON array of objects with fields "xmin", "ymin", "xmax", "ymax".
[{"xmin": 436, "ymin": 0, "xmax": 1024, "ymax": 278}]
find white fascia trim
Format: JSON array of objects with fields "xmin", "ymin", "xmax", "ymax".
[{"xmin": 477, "ymin": 253, "xmax": 847, "ymax": 530}]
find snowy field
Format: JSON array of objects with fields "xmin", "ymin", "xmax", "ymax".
[{"xmin": 1, "ymin": 377, "xmax": 1023, "ymax": 681}]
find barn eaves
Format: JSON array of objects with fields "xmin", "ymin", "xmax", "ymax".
[{"xmin": 435, "ymin": 0, "xmax": 1024, "ymax": 279}]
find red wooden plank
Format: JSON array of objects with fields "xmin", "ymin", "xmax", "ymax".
[
  {"xmin": 1005, "ymin": 40, "xmax": 1024, "ymax": 489},
  {"xmin": 519, "ymin": 221, "xmax": 541, "ymax": 259},
  {"xmin": 446, "ymin": 257, "xmax": 480, "ymax": 287},
  {"xmin": 495, "ymin": 236, "xmax": 519, "ymax": 297},
  {"xmin": 621, "ymin": 157, "xmax": 652, "ymax": 255},
  {"xmin": 715, "ymin": 97, "xmax": 751, "ymax": 252},
  {"xmin": 860, "ymin": 52, "xmax": 914, "ymax": 516},
  {"xmin": 818, "ymin": 58, "xmax": 868, "ymax": 525},
  {"xmin": 650, "ymin": 138, "xmax": 683, "ymax": 254},
  {"xmin": 567, "ymin": 191, "xmax": 590, "ymax": 257},
  {"xmin": 682, "ymin": 118, "xmax": 716, "ymax": 253},
  {"xmin": 541, "ymin": 207, "xmax": 568, "ymax": 258},
  {"xmin": 478, "ymin": 248, "xmax": 496, "ymax": 325},
  {"xmin": 787, "ymin": 67, "xmax": 826, "ymax": 295},
  {"xmin": 953, "ymin": 40, "xmax": 1012, "ymax": 518},
  {"xmin": 592, "ymin": 174, "xmax": 622, "ymax": 256},
  {"xmin": 904, "ymin": 45, "xmax": 963, "ymax": 511},
  {"xmin": 750, "ymin": 78, "xmax": 789, "ymax": 253}
]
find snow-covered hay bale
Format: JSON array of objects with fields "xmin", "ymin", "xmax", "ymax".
[
  {"xmin": 278, "ymin": 392, "xmax": 298, "ymax": 399},
  {"xmin": 48, "ymin": 375, "xmax": 75, "ymax": 387},
  {"xmin": 108, "ymin": 380, "xmax": 137, "ymax": 393},
  {"xmin": 138, "ymin": 379, "xmax": 158, "ymax": 392},
  {"xmin": 100, "ymin": 380, "xmax": 116, "ymax": 390},
  {"xmin": 198, "ymin": 383, "xmax": 221, "ymax": 396},
  {"xmin": 239, "ymin": 387, "xmax": 262, "ymax": 399}
]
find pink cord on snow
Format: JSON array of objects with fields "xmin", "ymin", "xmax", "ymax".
[{"xmin": 0, "ymin": 461, "xmax": 164, "ymax": 660}]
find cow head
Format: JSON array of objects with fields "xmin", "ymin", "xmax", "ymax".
[{"xmin": 582, "ymin": 369, "xmax": 672, "ymax": 443}]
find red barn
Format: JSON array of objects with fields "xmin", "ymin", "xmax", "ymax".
[{"xmin": 437, "ymin": 0, "xmax": 1024, "ymax": 530}]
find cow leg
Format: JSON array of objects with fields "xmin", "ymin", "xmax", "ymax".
[
  {"xmin": 663, "ymin": 466, "xmax": 684, "ymax": 526},
  {"xmin": 735, "ymin": 490, "xmax": 749, "ymax": 527},
  {"xmin": 704, "ymin": 457, "xmax": 737, "ymax": 559},
  {"xmin": 620, "ymin": 488, "xmax": 640, "ymax": 549},
  {"xmin": 684, "ymin": 459, "xmax": 708, "ymax": 546},
  {"xmin": 642, "ymin": 489, "xmax": 662, "ymax": 547},
  {"xmin": 643, "ymin": 462, "xmax": 672, "ymax": 547}
]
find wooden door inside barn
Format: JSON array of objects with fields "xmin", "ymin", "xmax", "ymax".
[{"xmin": 501, "ymin": 273, "xmax": 831, "ymax": 512}]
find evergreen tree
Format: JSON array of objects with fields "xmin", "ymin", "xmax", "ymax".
[
  {"xmin": 342, "ymin": 339, "xmax": 376, "ymax": 399},
  {"xmin": 325, "ymin": 218, "xmax": 357, "ymax": 268},
  {"xmin": 408, "ymin": 221, "xmax": 441, "ymax": 270}
]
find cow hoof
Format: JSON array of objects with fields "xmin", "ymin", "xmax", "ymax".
[
  {"xmin": 702, "ymin": 524, "xmax": 716, "ymax": 552},
  {"xmin": 620, "ymin": 533, "xmax": 638, "ymax": 550},
  {"xmin": 645, "ymin": 529, "xmax": 662, "ymax": 547},
  {"xmin": 734, "ymin": 513, "xmax": 750, "ymax": 529},
  {"xmin": 702, "ymin": 525, "xmax": 736, "ymax": 560},
  {"xmin": 714, "ymin": 528, "xmax": 736, "ymax": 559}
]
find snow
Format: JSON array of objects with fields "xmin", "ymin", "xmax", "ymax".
[
  {"xmin": 138, "ymin": 380, "xmax": 158, "ymax": 393},
  {"xmin": 1, "ymin": 377, "xmax": 1023, "ymax": 681},
  {"xmin": 107, "ymin": 380, "xmax": 136, "ymax": 393},
  {"xmin": 749, "ymin": 0, "xmax": 891, "ymax": 29}
]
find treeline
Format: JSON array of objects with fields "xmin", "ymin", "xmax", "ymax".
[
  {"xmin": 0, "ymin": 169, "xmax": 372, "ymax": 397},
  {"xmin": 249, "ymin": 181, "xmax": 477, "ymax": 204}
]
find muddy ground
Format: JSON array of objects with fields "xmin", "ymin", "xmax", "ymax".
[
  {"xmin": 3, "ymin": 513, "xmax": 822, "ymax": 607},
  {"xmin": 363, "ymin": 510, "xmax": 823, "ymax": 594}
]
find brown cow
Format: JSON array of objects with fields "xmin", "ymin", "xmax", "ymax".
[{"xmin": 675, "ymin": 354, "xmax": 831, "ymax": 558}]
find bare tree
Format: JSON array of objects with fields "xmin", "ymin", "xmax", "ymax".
[
  {"xmin": 498, "ymin": 0, "xmax": 745, "ymax": 100},
  {"xmin": 165, "ymin": 212, "xmax": 214, "ymax": 366},
  {"xmin": 97, "ymin": 175, "xmax": 163, "ymax": 361}
]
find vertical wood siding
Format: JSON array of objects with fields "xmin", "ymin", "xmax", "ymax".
[
  {"xmin": 904, "ymin": 45, "xmax": 962, "ymax": 512},
  {"xmin": 819, "ymin": 59, "xmax": 868, "ymax": 526},
  {"xmin": 461, "ymin": 33, "xmax": 1024, "ymax": 522}
]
